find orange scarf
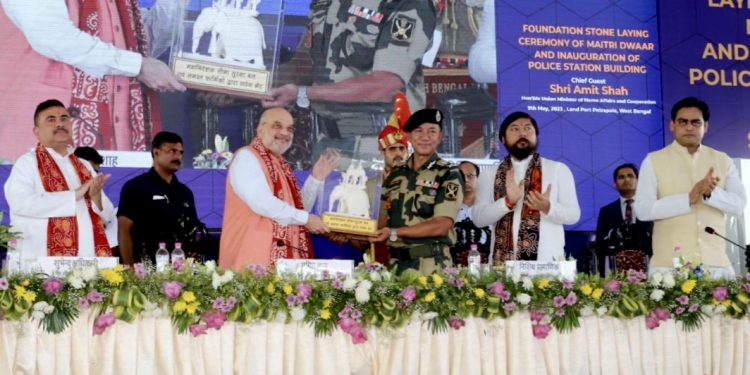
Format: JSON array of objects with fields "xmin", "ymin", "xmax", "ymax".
[{"xmin": 35, "ymin": 144, "xmax": 111, "ymax": 256}]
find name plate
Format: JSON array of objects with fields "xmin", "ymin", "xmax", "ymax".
[
  {"xmin": 34, "ymin": 257, "xmax": 120, "ymax": 276},
  {"xmin": 275, "ymin": 259, "xmax": 353, "ymax": 280},
  {"xmin": 504, "ymin": 260, "xmax": 577, "ymax": 280}
]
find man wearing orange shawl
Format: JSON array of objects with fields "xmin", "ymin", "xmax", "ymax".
[
  {"xmin": 4, "ymin": 99, "xmax": 114, "ymax": 262},
  {"xmin": 219, "ymin": 108, "xmax": 339, "ymax": 271}
]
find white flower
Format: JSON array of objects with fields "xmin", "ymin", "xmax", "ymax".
[
  {"xmin": 596, "ymin": 306, "xmax": 608, "ymax": 316},
  {"xmin": 274, "ymin": 311, "xmax": 288, "ymax": 323},
  {"xmin": 211, "ymin": 270, "xmax": 234, "ymax": 290},
  {"xmin": 380, "ymin": 271, "xmax": 392, "ymax": 282},
  {"xmin": 204, "ymin": 260, "xmax": 217, "ymax": 273},
  {"xmin": 580, "ymin": 305, "xmax": 594, "ymax": 317},
  {"xmin": 342, "ymin": 277, "xmax": 357, "ymax": 291},
  {"xmin": 421, "ymin": 312, "xmax": 438, "ymax": 320},
  {"xmin": 31, "ymin": 311, "xmax": 45, "ymax": 320},
  {"xmin": 663, "ymin": 273, "xmax": 676, "ymax": 288},
  {"xmin": 369, "ymin": 271, "xmax": 381, "ymax": 282},
  {"xmin": 714, "ymin": 305, "xmax": 727, "ymax": 314},
  {"xmin": 522, "ymin": 277, "xmax": 534, "ymax": 291},
  {"xmin": 511, "ymin": 267, "xmax": 522, "ymax": 283},
  {"xmin": 516, "ymin": 293, "xmax": 531, "ymax": 305},
  {"xmin": 290, "ymin": 307, "xmax": 306, "ymax": 321},
  {"xmin": 650, "ymin": 289, "xmax": 665, "ymax": 301},
  {"xmin": 33, "ymin": 301, "xmax": 49, "ymax": 311},
  {"xmin": 701, "ymin": 305, "xmax": 715, "ymax": 315},
  {"xmin": 649, "ymin": 272, "xmax": 663, "ymax": 287},
  {"xmin": 68, "ymin": 275, "xmax": 85, "ymax": 290},
  {"xmin": 43, "ymin": 305, "xmax": 54, "ymax": 314},
  {"xmin": 80, "ymin": 266, "xmax": 97, "ymax": 281},
  {"xmin": 355, "ymin": 286, "xmax": 370, "ymax": 303},
  {"xmin": 358, "ymin": 279, "xmax": 373, "ymax": 291}
]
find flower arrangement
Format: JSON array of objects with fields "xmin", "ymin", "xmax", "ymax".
[
  {"xmin": 0, "ymin": 211, "xmax": 19, "ymax": 249},
  {"xmin": 193, "ymin": 135, "xmax": 233, "ymax": 169},
  {"xmin": 1, "ymin": 260, "xmax": 749, "ymax": 343}
]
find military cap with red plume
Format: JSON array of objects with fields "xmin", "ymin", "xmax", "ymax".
[{"xmin": 378, "ymin": 92, "xmax": 411, "ymax": 149}]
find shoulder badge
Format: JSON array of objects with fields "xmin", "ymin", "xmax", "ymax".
[
  {"xmin": 445, "ymin": 182, "xmax": 459, "ymax": 201},
  {"xmin": 391, "ymin": 16, "xmax": 415, "ymax": 42}
]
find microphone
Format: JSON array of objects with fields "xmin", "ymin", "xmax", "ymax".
[{"xmin": 705, "ymin": 226, "xmax": 750, "ymax": 270}]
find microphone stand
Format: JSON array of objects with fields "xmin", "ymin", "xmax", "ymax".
[{"xmin": 705, "ymin": 227, "xmax": 750, "ymax": 271}]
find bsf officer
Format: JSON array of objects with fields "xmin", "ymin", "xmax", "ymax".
[{"xmin": 373, "ymin": 109, "xmax": 464, "ymax": 274}]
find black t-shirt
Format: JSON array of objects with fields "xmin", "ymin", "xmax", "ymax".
[{"xmin": 117, "ymin": 168, "xmax": 202, "ymax": 260}]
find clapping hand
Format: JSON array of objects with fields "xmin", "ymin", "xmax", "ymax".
[
  {"xmin": 525, "ymin": 184, "xmax": 552, "ymax": 214},
  {"xmin": 689, "ymin": 167, "xmax": 719, "ymax": 204},
  {"xmin": 505, "ymin": 168, "xmax": 525, "ymax": 206},
  {"xmin": 312, "ymin": 148, "xmax": 341, "ymax": 181}
]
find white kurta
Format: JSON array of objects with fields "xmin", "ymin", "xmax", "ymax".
[
  {"xmin": 471, "ymin": 156, "xmax": 581, "ymax": 262},
  {"xmin": 4, "ymin": 147, "xmax": 114, "ymax": 260}
]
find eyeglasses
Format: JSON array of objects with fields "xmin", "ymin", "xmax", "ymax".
[
  {"xmin": 674, "ymin": 118, "xmax": 704, "ymax": 129},
  {"xmin": 463, "ymin": 173, "xmax": 477, "ymax": 179}
]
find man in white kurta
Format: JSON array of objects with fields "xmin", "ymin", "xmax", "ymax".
[
  {"xmin": 4, "ymin": 100, "xmax": 114, "ymax": 262},
  {"xmin": 635, "ymin": 97, "xmax": 746, "ymax": 277},
  {"xmin": 472, "ymin": 112, "xmax": 580, "ymax": 263}
]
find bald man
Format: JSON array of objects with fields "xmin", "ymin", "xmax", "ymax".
[{"xmin": 219, "ymin": 108, "xmax": 339, "ymax": 270}]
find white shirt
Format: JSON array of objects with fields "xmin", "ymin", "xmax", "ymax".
[
  {"xmin": 4, "ymin": 147, "xmax": 115, "ymax": 260},
  {"xmin": 471, "ymin": 157, "xmax": 581, "ymax": 262},
  {"xmin": 619, "ymin": 196, "xmax": 636, "ymax": 224},
  {"xmin": 634, "ymin": 150, "xmax": 746, "ymax": 222},
  {"xmin": 1, "ymin": 0, "xmax": 182, "ymax": 78},
  {"xmin": 229, "ymin": 149, "xmax": 323, "ymax": 226}
]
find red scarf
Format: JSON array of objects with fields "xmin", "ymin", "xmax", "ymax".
[
  {"xmin": 493, "ymin": 153, "xmax": 542, "ymax": 263},
  {"xmin": 249, "ymin": 138, "xmax": 313, "ymax": 263},
  {"xmin": 70, "ymin": 0, "xmax": 161, "ymax": 150},
  {"xmin": 35, "ymin": 144, "xmax": 111, "ymax": 256}
]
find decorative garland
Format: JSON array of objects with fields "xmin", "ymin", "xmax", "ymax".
[{"xmin": 0, "ymin": 259, "xmax": 748, "ymax": 343}]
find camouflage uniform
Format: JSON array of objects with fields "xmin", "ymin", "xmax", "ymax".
[
  {"xmin": 307, "ymin": 0, "xmax": 437, "ymax": 138},
  {"xmin": 381, "ymin": 153, "xmax": 464, "ymax": 274}
]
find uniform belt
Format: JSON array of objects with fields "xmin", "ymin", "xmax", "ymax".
[{"xmin": 390, "ymin": 244, "xmax": 443, "ymax": 261}]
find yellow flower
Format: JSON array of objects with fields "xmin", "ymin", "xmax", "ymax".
[
  {"xmin": 181, "ymin": 291, "xmax": 196, "ymax": 303},
  {"xmin": 432, "ymin": 274, "xmax": 444, "ymax": 286},
  {"xmin": 592, "ymin": 288, "xmax": 604, "ymax": 300},
  {"xmin": 266, "ymin": 283, "xmax": 276, "ymax": 295},
  {"xmin": 322, "ymin": 298, "xmax": 332, "ymax": 308},
  {"xmin": 580, "ymin": 284, "xmax": 593, "ymax": 296},
  {"xmin": 283, "ymin": 284, "xmax": 293, "ymax": 295},
  {"xmin": 13, "ymin": 285, "xmax": 36, "ymax": 303},
  {"xmin": 173, "ymin": 301, "xmax": 188, "ymax": 313},
  {"xmin": 424, "ymin": 291, "xmax": 436, "ymax": 302},
  {"xmin": 320, "ymin": 309, "xmax": 331, "ymax": 320},
  {"xmin": 474, "ymin": 288, "xmax": 486, "ymax": 298},
  {"xmin": 100, "ymin": 269, "xmax": 124, "ymax": 285},
  {"xmin": 273, "ymin": 275, "xmax": 282, "ymax": 282},
  {"xmin": 465, "ymin": 300, "xmax": 475, "ymax": 306},
  {"xmin": 536, "ymin": 278, "xmax": 550, "ymax": 290},
  {"xmin": 186, "ymin": 302, "xmax": 200, "ymax": 315},
  {"xmin": 418, "ymin": 276, "xmax": 428, "ymax": 286},
  {"xmin": 722, "ymin": 299, "xmax": 732, "ymax": 308},
  {"xmin": 113, "ymin": 265, "xmax": 125, "ymax": 273},
  {"xmin": 23, "ymin": 290, "xmax": 37, "ymax": 304},
  {"xmin": 681, "ymin": 279, "xmax": 697, "ymax": 294},
  {"xmin": 21, "ymin": 279, "xmax": 30, "ymax": 287}
]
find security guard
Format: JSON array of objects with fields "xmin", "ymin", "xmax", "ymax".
[
  {"xmin": 374, "ymin": 108, "xmax": 464, "ymax": 274},
  {"xmin": 263, "ymin": 0, "xmax": 438, "ymax": 159}
]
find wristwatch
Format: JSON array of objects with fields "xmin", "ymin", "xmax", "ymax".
[
  {"xmin": 296, "ymin": 86, "xmax": 310, "ymax": 108},
  {"xmin": 389, "ymin": 228, "xmax": 398, "ymax": 242}
]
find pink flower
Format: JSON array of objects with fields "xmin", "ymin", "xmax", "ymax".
[
  {"xmin": 565, "ymin": 291, "xmax": 578, "ymax": 306},
  {"xmin": 172, "ymin": 259, "xmax": 185, "ymax": 272},
  {"xmin": 448, "ymin": 317, "xmax": 465, "ymax": 330},
  {"xmin": 92, "ymin": 312, "xmax": 116, "ymax": 335},
  {"xmin": 499, "ymin": 290, "xmax": 511, "ymax": 302},
  {"xmin": 203, "ymin": 311, "xmax": 226, "ymax": 330},
  {"xmin": 605, "ymin": 280, "xmax": 621, "ymax": 293},
  {"xmin": 246, "ymin": 264, "xmax": 269, "ymax": 277},
  {"xmin": 676, "ymin": 295, "xmax": 689, "ymax": 305},
  {"xmin": 675, "ymin": 307, "xmax": 685, "ymax": 315},
  {"xmin": 555, "ymin": 309, "xmax": 565, "ymax": 317},
  {"xmin": 645, "ymin": 314, "xmax": 660, "ymax": 329},
  {"xmin": 562, "ymin": 279, "xmax": 573, "ymax": 289},
  {"xmin": 0, "ymin": 277, "xmax": 9, "ymax": 291},
  {"xmin": 43, "ymin": 278, "xmax": 64, "ymax": 295},
  {"xmin": 162, "ymin": 281, "xmax": 184, "ymax": 300},
  {"xmin": 627, "ymin": 270, "xmax": 647, "ymax": 284},
  {"xmin": 296, "ymin": 283, "xmax": 313, "ymax": 299},
  {"xmin": 553, "ymin": 296, "xmax": 565, "ymax": 308},
  {"xmin": 503, "ymin": 302, "xmax": 517, "ymax": 312},
  {"xmin": 400, "ymin": 287, "xmax": 416, "ymax": 303},
  {"xmin": 332, "ymin": 278, "xmax": 344, "ymax": 290},
  {"xmin": 77, "ymin": 298, "xmax": 90, "ymax": 309},
  {"xmin": 350, "ymin": 326, "xmax": 368, "ymax": 344},
  {"xmin": 529, "ymin": 309, "xmax": 545, "ymax": 323},
  {"xmin": 488, "ymin": 282, "xmax": 505, "ymax": 296},
  {"xmin": 712, "ymin": 287, "xmax": 728, "ymax": 302},
  {"xmin": 532, "ymin": 323, "xmax": 552, "ymax": 339},
  {"xmin": 338, "ymin": 317, "xmax": 358, "ymax": 333},
  {"xmin": 133, "ymin": 263, "xmax": 146, "ymax": 278},
  {"xmin": 189, "ymin": 324, "xmax": 208, "ymax": 337},
  {"xmin": 688, "ymin": 303, "xmax": 699, "ymax": 313},
  {"xmin": 654, "ymin": 307, "xmax": 670, "ymax": 321},
  {"xmin": 87, "ymin": 290, "xmax": 103, "ymax": 303}
]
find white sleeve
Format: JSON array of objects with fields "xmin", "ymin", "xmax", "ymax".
[
  {"xmin": 141, "ymin": 0, "xmax": 185, "ymax": 58},
  {"xmin": 471, "ymin": 165, "xmax": 512, "ymax": 228},
  {"xmin": 543, "ymin": 162, "xmax": 580, "ymax": 225},
  {"xmin": 468, "ymin": 0, "xmax": 496, "ymax": 84},
  {"xmin": 3, "ymin": 154, "xmax": 76, "ymax": 219},
  {"xmin": 228, "ymin": 149, "xmax": 309, "ymax": 226},
  {"xmin": 703, "ymin": 161, "xmax": 747, "ymax": 216},
  {"xmin": 634, "ymin": 156, "xmax": 691, "ymax": 221},
  {"xmin": 1, "ymin": 0, "xmax": 142, "ymax": 78},
  {"xmin": 300, "ymin": 175, "xmax": 323, "ymax": 212}
]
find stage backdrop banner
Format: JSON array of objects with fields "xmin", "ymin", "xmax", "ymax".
[
  {"xmin": 495, "ymin": 0, "xmax": 663, "ymax": 230},
  {"xmin": 659, "ymin": 0, "xmax": 750, "ymax": 159}
]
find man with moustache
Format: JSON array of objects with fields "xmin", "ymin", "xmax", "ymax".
[
  {"xmin": 374, "ymin": 108, "xmax": 464, "ymax": 274},
  {"xmin": 595, "ymin": 163, "xmax": 653, "ymax": 274},
  {"xmin": 450, "ymin": 161, "xmax": 492, "ymax": 266},
  {"xmin": 117, "ymin": 131, "xmax": 205, "ymax": 264},
  {"xmin": 635, "ymin": 97, "xmax": 746, "ymax": 277},
  {"xmin": 4, "ymin": 99, "xmax": 113, "ymax": 261},
  {"xmin": 219, "ymin": 107, "xmax": 339, "ymax": 270},
  {"xmin": 472, "ymin": 111, "xmax": 580, "ymax": 264}
]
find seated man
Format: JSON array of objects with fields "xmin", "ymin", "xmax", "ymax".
[
  {"xmin": 595, "ymin": 163, "xmax": 653, "ymax": 274},
  {"xmin": 4, "ymin": 99, "xmax": 113, "ymax": 260}
]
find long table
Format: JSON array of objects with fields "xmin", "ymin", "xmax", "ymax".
[{"xmin": 1, "ymin": 310, "xmax": 748, "ymax": 374}]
